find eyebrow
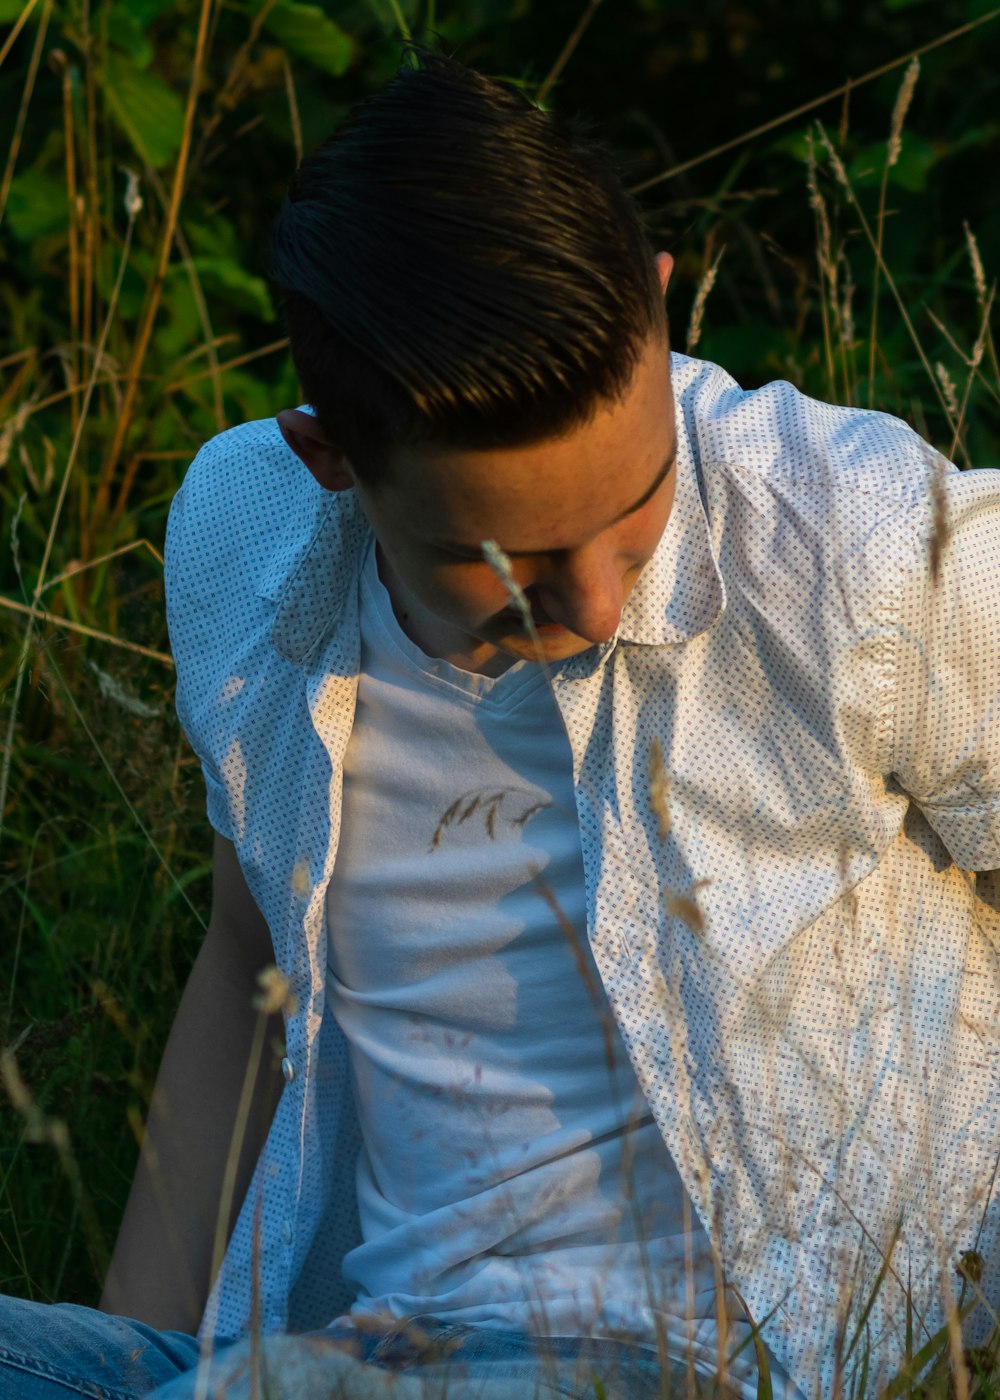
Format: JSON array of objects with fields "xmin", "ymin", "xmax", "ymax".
[
  {"xmin": 610, "ymin": 446, "xmax": 676, "ymax": 525},
  {"xmin": 481, "ymin": 446, "xmax": 677, "ymax": 560}
]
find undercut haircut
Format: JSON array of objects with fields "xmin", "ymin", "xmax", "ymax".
[{"xmin": 269, "ymin": 41, "xmax": 668, "ymax": 487}]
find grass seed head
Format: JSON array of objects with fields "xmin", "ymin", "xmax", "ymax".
[
  {"xmin": 686, "ymin": 246, "xmax": 725, "ymax": 355},
  {"xmin": 935, "ymin": 362, "xmax": 959, "ymax": 419},
  {"xmin": 253, "ymin": 966, "xmax": 298, "ymax": 1017},
  {"xmin": 887, "ymin": 57, "xmax": 919, "ymax": 168},
  {"xmin": 963, "ymin": 221, "xmax": 988, "ymax": 308}
]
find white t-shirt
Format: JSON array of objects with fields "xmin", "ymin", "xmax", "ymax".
[{"xmin": 324, "ymin": 538, "xmax": 795, "ymax": 1396}]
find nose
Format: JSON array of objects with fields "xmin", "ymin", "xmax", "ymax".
[{"xmin": 531, "ymin": 544, "xmax": 627, "ymax": 644}]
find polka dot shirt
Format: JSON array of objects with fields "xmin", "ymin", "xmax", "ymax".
[{"xmin": 164, "ymin": 353, "xmax": 1000, "ymax": 1398}]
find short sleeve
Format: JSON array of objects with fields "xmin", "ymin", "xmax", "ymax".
[
  {"xmin": 890, "ymin": 465, "xmax": 1000, "ymax": 870},
  {"xmin": 199, "ymin": 762, "xmax": 235, "ymax": 841},
  {"xmin": 164, "ymin": 475, "xmax": 236, "ymax": 844}
]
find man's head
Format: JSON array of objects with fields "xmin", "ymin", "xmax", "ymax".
[{"xmin": 271, "ymin": 43, "xmax": 676, "ymax": 672}]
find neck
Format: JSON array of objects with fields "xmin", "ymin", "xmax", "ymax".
[{"xmin": 374, "ymin": 546, "xmax": 518, "ymax": 678}]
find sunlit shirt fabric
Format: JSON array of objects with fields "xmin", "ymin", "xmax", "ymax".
[
  {"xmin": 164, "ymin": 353, "xmax": 1000, "ymax": 1399},
  {"xmin": 322, "ymin": 538, "xmax": 784, "ymax": 1395}
]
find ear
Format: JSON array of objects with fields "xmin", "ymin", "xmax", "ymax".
[
  {"xmin": 276, "ymin": 408, "xmax": 356, "ymax": 492},
  {"xmin": 655, "ymin": 251, "xmax": 674, "ymax": 297}
]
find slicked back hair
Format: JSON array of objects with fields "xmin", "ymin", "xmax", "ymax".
[{"xmin": 269, "ymin": 42, "xmax": 668, "ymax": 488}]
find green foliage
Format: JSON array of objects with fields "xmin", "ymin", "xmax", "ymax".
[
  {"xmin": 101, "ymin": 50, "xmax": 187, "ymax": 168},
  {"xmin": 1, "ymin": 0, "xmax": 999, "ymax": 1393},
  {"xmin": 258, "ymin": 0, "xmax": 355, "ymax": 75}
]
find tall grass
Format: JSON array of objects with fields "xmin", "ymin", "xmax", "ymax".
[{"xmin": 2, "ymin": 2, "xmax": 999, "ymax": 1395}]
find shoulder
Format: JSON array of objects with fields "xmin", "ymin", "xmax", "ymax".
[
  {"xmin": 163, "ymin": 414, "xmax": 360, "ymax": 687},
  {"xmin": 675, "ymin": 355, "xmax": 946, "ymax": 562},
  {"xmin": 165, "ymin": 415, "xmax": 330, "ymax": 597},
  {"xmin": 672, "ymin": 352, "xmax": 943, "ymax": 509}
]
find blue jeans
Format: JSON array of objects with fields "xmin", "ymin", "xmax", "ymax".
[{"xmin": 0, "ymin": 1296, "xmax": 738, "ymax": 1398}]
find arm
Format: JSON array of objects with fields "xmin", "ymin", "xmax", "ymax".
[{"xmin": 100, "ymin": 833, "xmax": 285, "ymax": 1332}]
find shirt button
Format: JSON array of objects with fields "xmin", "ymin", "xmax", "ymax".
[
  {"xmin": 281, "ymin": 1056, "xmax": 295, "ymax": 1083},
  {"xmin": 281, "ymin": 1219, "xmax": 293, "ymax": 1245}
]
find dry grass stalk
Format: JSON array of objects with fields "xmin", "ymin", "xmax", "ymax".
[
  {"xmin": 839, "ymin": 250, "xmax": 856, "ymax": 348},
  {"xmin": 838, "ymin": 247, "xmax": 857, "ymax": 403},
  {"xmin": 282, "ymin": 54, "xmax": 304, "ymax": 164},
  {"xmin": 927, "ymin": 443, "xmax": 952, "ymax": 589},
  {"xmin": 197, "ymin": 986, "xmax": 281, "ymax": 1400},
  {"xmin": 0, "ymin": 188, "xmax": 144, "ymax": 860},
  {"xmin": 87, "ymin": 167, "xmax": 226, "ymax": 551},
  {"xmin": 935, "ymin": 361, "xmax": 960, "ymax": 420},
  {"xmin": 815, "ymin": 122, "xmax": 962, "ymax": 451},
  {"xmin": 0, "ymin": 0, "xmax": 42, "ymax": 72},
  {"xmin": 81, "ymin": 7, "xmax": 100, "ymax": 358},
  {"xmin": 686, "ymin": 246, "xmax": 725, "ymax": 355},
  {"xmin": 887, "ymin": 56, "xmax": 920, "ymax": 168},
  {"xmin": 39, "ymin": 538, "xmax": 166, "ymax": 596},
  {"xmin": 165, "ymin": 336, "xmax": 289, "ymax": 394},
  {"xmin": 480, "ymin": 537, "xmax": 565, "ymax": 702},
  {"xmin": 1, "ymin": 1049, "xmax": 108, "ymax": 1274},
  {"xmin": 536, "ymin": 0, "xmax": 603, "ymax": 107},
  {"xmin": 869, "ymin": 58, "xmax": 920, "ymax": 406},
  {"xmin": 664, "ymin": 880, "xmax": 712, "ymax": 939},
  {"xmin": 926, "ymin": 307, "xmax": 1000, "ymax": 410},
  {"xmin": 648, "ymin": 738, "xmax": 671, "ymax": 840},
  {"xmin": 962, "ymin": 220, "xmax": 1000, "ymax": 391},
  {"xmin": 965, "ymin": 220, "xmax": 988, "ymax": 308},
  {"xmin": 0, "ymin": 0, "xmax": 54, "ymax": 225},
  {"xmin": 253, "ymin": 965, "xmax": 298, "ymax": 1017},
  {"xmin": 55, "ymin": 48, "xmax": 81, "ymax": 431},
  {"xmin": 948, "ymin": 282, "xmax": 995, "ymax": 464},
  {"xmin": 0, "ymin": 596, "xmax": 174, "ymax": 666},
  {"xmin": 101, "ymin": 0, "xmax": 216, "ymax": 485},
  {"xmin": 533, "ymin": 875, "xmax": 619, "ymax": 1079},
  {"xmin": 805, "ymin": 134, "xmax": 838, "ymax": 397},
  {"xmin": 628, "ymin": 7, "xmax": 1000, "ymax": 196}
]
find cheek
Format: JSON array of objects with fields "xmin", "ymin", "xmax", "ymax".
[
  {"xmin": 420, "ymin": 562, "xmax": 512, "ymax": 618},
  {"xmin": 626, "ymin": 480, "xmax": 676, "ymax": 559}
]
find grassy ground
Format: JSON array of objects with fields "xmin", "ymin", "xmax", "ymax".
[{"xmin": 2, "ymin": 2, "xmax": 999, "ymax": 1395}]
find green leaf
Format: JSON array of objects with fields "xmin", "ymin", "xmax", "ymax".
[
  {"xmin": 5, "ymin": 166, "xmax": 69, "ymax": 243},
  {"xmin": 188, "ymin": 257, "xmax": 275, "ymax": 321},
  {"xmin": 846, "ymin": 135, "xmax": 937, "ymax": 194},
  {"xmin": 127, "ymin": 0, "xmax": 182, "ymax": 21},
  {"xmin": 106, "ymin": 4, "xmax": 154, "ymax": 68},
  {"xmin": 100, "ymin": 50, "xmax": 186, "ymax": 170},
  {"xmin": 259, "ymin": 1, "xmax": 354, "ymax": 76},
  {"xmin": 0, "ymin": 0, "xmax": 32, "ymax": 19},
  {"xmin": 888, "ymin": 134, "xmax": 937, "ymax": 193}
]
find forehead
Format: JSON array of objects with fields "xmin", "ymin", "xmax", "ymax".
[{"xmin": 379, "ymin": 337, "xmax": 675, "ymax": 554}]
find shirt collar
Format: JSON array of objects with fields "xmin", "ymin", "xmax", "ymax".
[{"xmin": 616, "ymin": 378, "xmax": 726, "ymax": 646}]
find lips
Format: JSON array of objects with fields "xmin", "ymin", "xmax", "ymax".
[{"xmin": 499, "ymin": 607, "xmax": 563, "ymax": 633}]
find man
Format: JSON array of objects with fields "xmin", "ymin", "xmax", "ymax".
[{"xmin": 3, "ymin": 41, "xmax": 999, "ymax": 1400}]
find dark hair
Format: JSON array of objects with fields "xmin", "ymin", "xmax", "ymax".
[{"xmin": 269, "ymin": 42, "xmax": 667, "ymax": 486}]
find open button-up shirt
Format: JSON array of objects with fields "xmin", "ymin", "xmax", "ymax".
[{"xmin": 164, "ymin": 352, "xmax": 1000, "ymax": 1397}]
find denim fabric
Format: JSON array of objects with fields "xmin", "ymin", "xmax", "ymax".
[
  {"xmin": 0, "ymin": 1296, "xmax": 215, "ymax": 1399},
  {"xmin": 0, "ymin": 1297, "xmax": 739, "ymax": 1400},
  {"xmin": 349, "ymin": 1316, "xmax": 736, "ymax": 1398}
]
